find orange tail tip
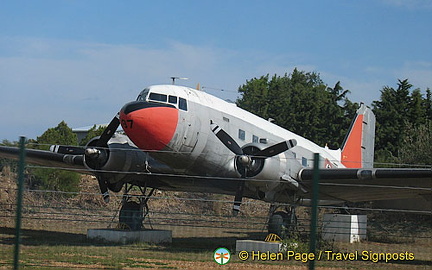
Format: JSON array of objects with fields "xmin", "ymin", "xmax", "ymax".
[{"xmin": 341, "ymin": 104, "xmax": 375, "ymax": 168}]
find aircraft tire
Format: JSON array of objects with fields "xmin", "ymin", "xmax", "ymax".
[
  {"xmin": 119, "ymin": 201, "xmax": 143, "ymax": 230},
  {"xmin": 268, "ymin": 211, "xmax": 289, "ymax": 237}
]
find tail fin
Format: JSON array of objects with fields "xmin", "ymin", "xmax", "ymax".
[{"xmin": 341, "ymin": 103, "xmax": 375, "ymax": 168}]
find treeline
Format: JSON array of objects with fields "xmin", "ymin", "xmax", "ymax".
[
  {"xmin": 372, "ymin": 79, "xmax": 432, "ymax": 165},
  {"xmin": 1, "ymin": 123, "xmax": 105, "ymax": 193},
  {"xmin": 236, "ymin": 68, "xmax": 432, "ymax": 166}
]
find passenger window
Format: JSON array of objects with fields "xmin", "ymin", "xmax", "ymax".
[
  {"xmin": 238, "ymin": 129, "xmax": 245, "ymax": 141},
  {"xmin": 169, "ymin": 95, "xmax": 178, "ymax": 104},
  {"xmin": 149, "ymin": 93, "xmax": 167, "ymax": 102},
  {"xmin": 179, "ymin": 97, "xmax": 187, "ymax": 111},
  {"xmin": 253, "ymin": 135, "xmax": 259, "ymax": 143}
]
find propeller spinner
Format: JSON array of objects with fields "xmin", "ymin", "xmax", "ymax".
[{"xmin": 210, "ymin": 123, "xmax": 297, "ymax": 216}]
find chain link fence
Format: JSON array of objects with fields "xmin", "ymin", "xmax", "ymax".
[{"xmin": 0, "ymin": 143, "xmax": 431, "ymax": 269}]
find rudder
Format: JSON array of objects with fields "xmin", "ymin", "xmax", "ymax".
[{"xmin": 341, "ymin": 103, "xmax": 375, "ymax": 168}]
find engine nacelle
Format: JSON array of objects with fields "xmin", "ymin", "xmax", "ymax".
[
  {"xmin": 84, "ymin": 134, "xmax": 151, "ymax": 190},
  {"xmin": 237, "ymin": 143, "xmax": 287, "ymax": 192}
]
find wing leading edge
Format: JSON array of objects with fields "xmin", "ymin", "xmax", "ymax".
[
  {"xmin": 0, "ymin": 146, "xmax": 84, "ymax": 169},
  {"xmin": 298, "ymin": 168, "xmax": 432, "ymax": 203}
]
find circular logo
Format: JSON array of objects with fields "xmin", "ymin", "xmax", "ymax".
[{"xmin": 213, "ymin": 247, "xmax": 231, "ymax": 265}]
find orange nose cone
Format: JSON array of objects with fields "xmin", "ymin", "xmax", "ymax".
[{"xmin": 120, "ymin": 102, "xmax": 178, "ymax": 151}]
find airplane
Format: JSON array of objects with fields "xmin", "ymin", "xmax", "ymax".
[{"xmin": 1, "ymin": 84, "xmax": 431, "ymax": 233}]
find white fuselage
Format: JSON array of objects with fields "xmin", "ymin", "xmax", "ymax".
[{"xmin": 128, "ymin": 85, "xmax": 345, "ymax": 197}]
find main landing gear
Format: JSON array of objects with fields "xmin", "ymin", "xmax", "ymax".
[
  {"xmin": 267, "ymin": 204, "xmax": 298, "ymax": 238},
  {"xmin": 117, "ymin": 184, "xmax": 155, "ymax": 230}
]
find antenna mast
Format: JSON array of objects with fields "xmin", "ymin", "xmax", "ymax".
[{"xmin": 170, "ymin": 76, "xmax": 189, "ymax": 85}]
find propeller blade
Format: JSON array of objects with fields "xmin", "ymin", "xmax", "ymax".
[
  {"xmin": 97, "ymin": 113, "xmax": 120, "ymax": 147},
  {"xmin": 232, "ymin": 180, "xmax": 245, "ymax": 216},
  {"xmin": 97, "ymin": 177, "xmax": 110, "ymax": 203},
  {"xmin": 256, "ymin": 139, "xmax": 297, "ymax": 158},
  {"xmin": 210, "ymin": 123, "xmax": 243, "ymax": 155},
  {"xmin": 232, "ymin": 165, "xmax": 248, "ymax": 216}
]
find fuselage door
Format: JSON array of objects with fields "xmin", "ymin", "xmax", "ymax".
[{"xmin": 178, "ymin": 95, "xmax": 200, "ymax": 153}]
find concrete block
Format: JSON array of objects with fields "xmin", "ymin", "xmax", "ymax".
[
  {"xmin": 236, "ymin": 240, "xmax": 282, "ymax": 253},
  {"xmin": 87, "ymin": 229, "xmax": 172, "ymax": 244},
  {"xmin": 322, "ymin": 214, "xmax": 367, "ymax": 243}
]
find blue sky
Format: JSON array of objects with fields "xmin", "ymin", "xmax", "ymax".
[{"xmin": 1, "ymin": 0, "xmax": 431, "ymax": 141}]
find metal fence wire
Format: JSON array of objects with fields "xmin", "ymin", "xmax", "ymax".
[{"xmin": 0, "ymin": 141, "xmax": 431, "ymax": 269}]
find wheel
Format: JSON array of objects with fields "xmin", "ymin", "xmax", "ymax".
[
  {"xmin": 119, "ymin": 201, "xmax": 143, "ymax": 230},
  {"xmin": 268, "ymin": 211, "xmax": 289, "ymax": 237}
]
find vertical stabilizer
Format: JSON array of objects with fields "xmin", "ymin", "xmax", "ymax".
[{"xmin": 341, "ymin": 104, "xmax": 375, "ymax": 168}]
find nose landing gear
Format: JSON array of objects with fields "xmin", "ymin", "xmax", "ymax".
[
  {"xmin": 116, "ymin": 184, "xmax": 155, "ymax": 230},
  {"xmin": 267, "ymin": 204, "xmax": 298, "ymax": 239}
]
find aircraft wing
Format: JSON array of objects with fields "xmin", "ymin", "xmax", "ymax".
[
  {"xmin": 298, "ymin": 168, "xmax": 432, "ymax": 202},
  {"xmin": 0, "ymin": 144, "xmax": 240, "ymax": 196},
  {"xmin": 2, "ymin": 145, "xmax": 431, "ymax": 208},
  {"xmin": 0, "ymin": 145, "xmax": 85, "ymax": 170}
]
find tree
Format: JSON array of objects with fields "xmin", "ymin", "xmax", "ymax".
[
  {"xmin": 398, "ymin": 121, "xmax": 432, "ymax": 166},
  {"xmin": 237, "ymin": 74, "xmax": 272, "ymax": 120},
  {"xmin": 36, "ymin": 121, "xmax": 78, "ymax": 150},
  {"xmin": 30, "ymin": 121, "xmax": 80, "ymax": 193},
  {"xmin": 79, "ymin": 125, "xmax": 106, "ymax": 146},
  {"xmin": 373, "ymin": 79, "xmax": 410, "ymax": 156},
  {"xmin": 1, "ymin": 139, "xmax": 18, "ymax": 146},
  {"xmin": 236, "ymin": 68, "xmax": 357, "ymax": 148},
  {"xmin": 425, "ymin": 88, "xmax": 432, "ymax": 120},
  {"xmin": 372, "ymin": 79, "xmax": 430, "ymax": 158},
  {"xmin": 29, "ymin": 168, "xmax": 81, "ymax": 193},
  {"xmin": 0, "ymin": 140, "xmax": 19, "ymax": 172}
]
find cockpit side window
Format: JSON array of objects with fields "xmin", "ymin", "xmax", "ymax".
[
  {"xmin": 168, "ymin": 95, "xmax": 178, "ymax": 104},
  {"xmin": 149, "ymin": 92, "xmax": 167, "ymax": 102},
  {"xmin": 179, "ymin": 97, "xmax": 187, "ymax": 111}
]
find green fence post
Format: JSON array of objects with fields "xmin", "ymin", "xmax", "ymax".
[
  {"xmin": 13, "ymin": 136, "xmax": 26, "ymax": 270},
  {"xmin": 309, "ymin": 153, "xmax": 320, "ymax": 270}
]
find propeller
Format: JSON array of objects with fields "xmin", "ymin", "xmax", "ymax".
[
  {"xmin": 96, "ymin": 113, "xmax": 120, "ymax": 147},
  {"xmin": 84, "ymin": 113, "xmax": 120, "ymax": 164},
  {"xmin": 84, "ymin": 113, "xmax": 121, "ymax": 203},
  {"xmin": 211, "ymin": 122, "xmax": 297, "ymax": 216},
  {"xmin": 211, "ymin": 124, "xmax": 243, "ymax": 155}
]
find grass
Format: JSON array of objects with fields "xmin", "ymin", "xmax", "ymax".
[
  {"xmin": 0, "ymin": 224, "xmax": 431, "ymax": 270},
  {"xmin": 0, "ymin": 225, "xmax": 231, "ymax": 269}
]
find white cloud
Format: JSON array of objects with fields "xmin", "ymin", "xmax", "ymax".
[
  {"xmin": 0, "ymin": 38, "xmax": 255, "ymax": 140},
  {"xmin": 382, "ymin": 0, "xmax": 432, "ymax": 10}
]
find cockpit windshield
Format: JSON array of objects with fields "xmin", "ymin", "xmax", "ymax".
[
  {"xmin": 136, "ymin": 88, "xmax": 150, "ymax": 101},
  {"xmin": 135, "ymin": 87, "xmax": 188, "ymax": 111},
  {"xmin": 149, "ymin": 92, "xmax": 167, "ymax": 102}
]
